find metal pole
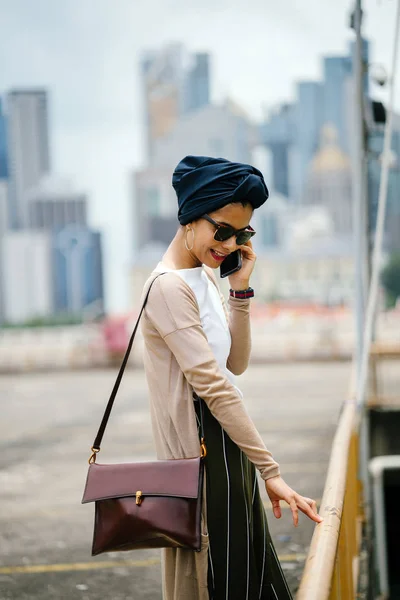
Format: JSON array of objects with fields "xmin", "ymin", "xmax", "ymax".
[
  {"xmin": 351, "ymin": 0, "xmax": 373, "ymax": 525},
  {"xmin": 352, "ymin": 0, "xmax": 367, "ymax": 377}
]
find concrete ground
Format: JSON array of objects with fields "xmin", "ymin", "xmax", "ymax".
[{"xmin": 0, "ymin": 362, "xmax": 350, "ymax": 599}]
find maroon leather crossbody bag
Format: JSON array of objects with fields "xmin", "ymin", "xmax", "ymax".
[{"xmin": 81, "ymin": 274, "xmax": 206, "ymax": 556}]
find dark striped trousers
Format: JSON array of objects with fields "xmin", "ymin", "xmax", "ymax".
[{"xmin": 194, "ymin": 396, "xmax": 293, "ymax": 600}]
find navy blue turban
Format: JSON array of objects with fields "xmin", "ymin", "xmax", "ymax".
[{"xmin": 172, "ymin": 156, "xmax": 269, "ymax": 225}]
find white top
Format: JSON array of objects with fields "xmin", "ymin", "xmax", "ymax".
[{"xmin": 155, "ymin": 262, "xmax": 241, "ymax": 393}]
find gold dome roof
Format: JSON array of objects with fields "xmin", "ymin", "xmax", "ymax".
[{"xmin": 311, "ymin": 124, "xmax": 351, "ymax": 172}]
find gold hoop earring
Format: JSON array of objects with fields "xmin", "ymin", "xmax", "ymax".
[{"xmin": 185, "ymin": 227, "xmax": 195, "ymax": 251}]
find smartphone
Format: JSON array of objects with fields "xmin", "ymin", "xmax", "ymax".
[{"xmin": 220, "ymin": 250, "xmax": 242, "ymax": 278}]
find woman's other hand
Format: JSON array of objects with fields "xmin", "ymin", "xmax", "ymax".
[
  {"xmin": 265, "ymin": 475, "xmax": 323, "ymax": 527},
  {"xmin": 228, "ymin": 240, "xmax": 257, "ymax": 291}
]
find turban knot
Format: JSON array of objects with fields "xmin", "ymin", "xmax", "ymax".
[{"xmin": 172, "ymin": 156, "xmax": 269, "ymax": 225}]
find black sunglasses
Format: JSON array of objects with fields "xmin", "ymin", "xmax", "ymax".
[{"xmin": 202, "ymin": 214, "xmax": 256, "ymax": 245}]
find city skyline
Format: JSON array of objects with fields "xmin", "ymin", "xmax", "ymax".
[
  {"xmin": 0, "ymin": 0, "xmax": 398, "ymax": 312},
  {"xmin": 0, "ymin": 87, "xmax": 105, "ymax": 324}
]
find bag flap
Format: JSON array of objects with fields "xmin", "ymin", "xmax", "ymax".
[{"xmin": 82, "ymin": 457, "xmax": 201, "ymax": 504}]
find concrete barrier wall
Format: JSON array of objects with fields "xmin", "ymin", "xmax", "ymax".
[{"xmin": 0, "ymin": 311, "xmax": 399, "ymax": 372}]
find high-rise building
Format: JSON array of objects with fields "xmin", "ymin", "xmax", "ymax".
[
  {"xmin": 2, "ymin": 230, "xmax": 53, "ymax": 323},
  {"xmin": 0, "ymin": 100, "xmax": 8, "ymax": 324},
  {"xmin": 182, "ymin": 53, "xmax": 210, "ymax": 114},
  {"xmin": 6, "ymin": 89, "xmax": 50, "ymax": 229},
  {"xmin": 321, "ymin": 56, "xmax": 353, "ymax": 154},
  {"xmin": 141, "ymin": 44, "xmax": 210, "ymax": 159},
  {"xmin": 26, "ymin": 174, "xmax": 87, "ymax": 230},
  {"xmin": 52, "ymin": 225, "xmax": 104, "ymax": 315},
  {"xmin": 0, "ymin": 99, "xmax": 7, "ymax": 180},
  {"xmin": 133, "ymin": 166, "xmax": 178, "ymax": 251},
  {"xmin": 368, "ymin": 123, "xmax": 400, "ymax": 252},
  {"xmin": 260, "ymin": 104, "xmax": 294, "ymax": 199},
  {"xmin": 0, "ymin": 180, "xmax": 8, "ymax": 323},
  {"xmin": 25, "ymin": 174, "xmax": 104, "ymax": 315},
  {"xmin": 291, "ymin": 81, "xmax": 325, "ymax": 201}
]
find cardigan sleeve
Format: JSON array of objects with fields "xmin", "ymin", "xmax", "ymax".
[
  {"xmin": 225, "ymin": 296, "xmax": 251, "ymax": 375},
  {"xmin": 144, "ymin": 273, "xmax": 280, "ymax": 481}
]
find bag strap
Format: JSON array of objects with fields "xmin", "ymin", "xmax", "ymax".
[
  {"xmin": 197, "ymin": 394, "xmax": 207, "ymax": 459},
  {"xmin": 88, "ymin": 273, "xmax": 164, "ymax": 464}
]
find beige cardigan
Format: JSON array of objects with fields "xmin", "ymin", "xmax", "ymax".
[{"xmin": 141, "ymin": 268, "xmax": 280, "ymax": 600}]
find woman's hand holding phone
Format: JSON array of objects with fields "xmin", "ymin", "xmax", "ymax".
[{"xmin": 228, "ymin": 240, "xmax": 257, "ymax": 291}]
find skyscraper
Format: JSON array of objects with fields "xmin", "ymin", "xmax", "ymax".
[
  {"xmin": 368, "ymin": 124, "xmax": 400, "ymax": 252},
  {"xmin": 26, "ymin": 174, "xmax": 87, "ymax": 230},
  {"xmin": 6, "ymin": 89, "xmax": 50, "ymax": 229},
  {"xmin": 53, "ymin": 225, "xmax": 104, "ymax": 315},
  {"xmin": 141, "ymin": 44, "xmax": 210, "ymax": 159},
  {"xmin": 182, "ymin": 53, "xmax": 210, "ymax": 114},
  {"xmin": 321, "ymin": 56, "xmax": 352, "ymax": 154},
  {"xmin": 260, "ymin": 103, "xmax": 294, "ymax": 198},
  {"xmin": 0, "ymin": 179, "xmax": 8, "ymax": 323},
  {"xmin": 0, "ymin": 99, "xmax": 7, "ymax": 180},
  {"xmin": 26, "ymin": 174, "xmax": 104, "ymax": 315},
  {"xmin": 2, "ymin": 229, "xmax": 54, "ymax": 323},
  {"xmin": 0, "ymin": 100, "xmax": 8, "ymax": 324}
]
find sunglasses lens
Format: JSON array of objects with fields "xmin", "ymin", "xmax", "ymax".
[
  {"xmin": 214, "ymin": 226, "xmax": 235, "ymax": 242},
  {"xmin": 236, "ymin": 230, "xmax": 255, "ymax": 245},
  {"xmin": 214, "ymin": 223, "xmax": 256, "ymax": 244}
]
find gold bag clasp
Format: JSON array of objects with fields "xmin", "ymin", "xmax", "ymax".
[
  {"xmin": 200, "ymin": 438, "xmax": 207, "ymax": 458},
  {"xmin": 88, "ymin": 447, "xmax": 100, "ymax": 464},
  {"xmin": 136, "ymin": 491, "xmax": 143, "ymax": 506}
]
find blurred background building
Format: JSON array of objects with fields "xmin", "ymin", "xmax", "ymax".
[
  {"xmin": 304, "ymin": 124, "xmax": 352, "ymax": 235},
  {"xmin": 1, "ymin": 41, "xmax": 399, "ymax": 319},
  {"xmin": 0, "ymin": 89, "xmax": 105, "ymax": 325},
  {"xmin": 260, "ymin": 38, "xmax": 400, "ymax": 261},
  {"xmin": 132, "ymin": 100, "xmax": 256, "ymax": 251},
  {"xmin": 131, "ymin": 43, "xmax": 263, "ymax": 300},
  {"xmin": 0, "ymin": 98, "xmax": 7, "ymax": 181},
  {"xmin": 0, "ymin": 98, "xmax": 8, "ymax": 323},
  {"xmin": 130, "ymin": 39, "xmax": 400, "ymax": 308},
  {"xmin": 260, "ymin": 40, "xmax": 369, "ymax": 203},
  {"xmin": 6, "ymin": 89, "xmax": 50, "ymax": 230},
  {"xmin": 141, "ymin": 43, "xmax": 210, "ymax": 160},
  {"xmin": 368, "ymin": 114, "xmax": 400, "ymax": 252}
]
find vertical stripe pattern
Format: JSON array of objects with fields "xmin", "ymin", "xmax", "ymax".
[
  {"xmin": 259, "ymin": 506, "xmax": 267, "ymax": 599},
  {"xmin": 241, "ymin": 452, "xmax": 250, "ymax": 600},
  {"xmin": 194, "ymin": 396, "xmax": 293, "ymax": 600},
  {"xmin": 221, "ymin": 427, "xmax": 230, "ymax": 600}
]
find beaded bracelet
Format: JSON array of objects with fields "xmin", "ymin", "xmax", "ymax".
[{"xmin": 229, "ymin": 287, "xmax": 255, "ymax": 299}]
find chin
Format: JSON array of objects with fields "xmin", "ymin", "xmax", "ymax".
[
  {"xmin": 200, "ymin": 250, "xmax": 222, "ymax": 269},
  {"xmin": 203, "ymin": 260, "xmax": 220, "ymax": 269},
  {"xmin": 201, "ymin": 257, "xmax": 217, "ymax": 269}
]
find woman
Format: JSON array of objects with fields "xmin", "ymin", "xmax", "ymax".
[{"xmin": 141, "ymin": 156, "xmax": 323, "ymax": 600}]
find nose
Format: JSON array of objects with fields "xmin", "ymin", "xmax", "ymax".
[{"xmin": 221, "ymin": 235, "xmax": 238, "ymax": 252}]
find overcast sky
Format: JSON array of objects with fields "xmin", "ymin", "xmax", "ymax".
[{"xmin": 0, "ymin": 0, "xmax": 398, "ymax": 312}]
